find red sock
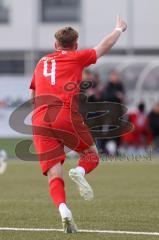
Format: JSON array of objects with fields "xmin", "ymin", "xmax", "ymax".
[
  {"xmin": 49, "ymin": 177, "xmax": 66, "ymax": 208},
  {"xmin": 78, "ymin": 151, "xmax": 99, "ymax": 174}
]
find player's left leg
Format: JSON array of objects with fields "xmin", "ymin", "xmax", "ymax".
[
  {"xmin": 32, "ymin": 127, "xmax": 77, "ymax": 233},
  {"xmin": 69, "ymin": 144, "xmax": 99, "ymax": 201},
  {"xmin": 47, "ymin": 163, "xmax": 77, "ymax": 233}
]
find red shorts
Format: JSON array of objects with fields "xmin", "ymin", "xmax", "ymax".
[{"xmin": 32, "ymin": 106, "xmax": 94, "ymax": 175}]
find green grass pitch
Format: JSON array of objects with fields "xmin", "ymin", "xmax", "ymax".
[{"xmin": 0, "ymin": 159, "xmax": 159, "ymax": 240}]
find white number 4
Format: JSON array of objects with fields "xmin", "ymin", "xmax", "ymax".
[{"xmin": 43, "ymin": 60, "xmax": 56, "ymax": 85}]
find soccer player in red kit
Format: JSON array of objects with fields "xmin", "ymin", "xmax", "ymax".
[{"xmin": 30, "ymin": 15, "xmax": 127, "ymax": 233}]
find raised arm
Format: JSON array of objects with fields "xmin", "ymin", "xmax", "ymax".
[{"xmin": 94, "ymin": 15, "xmax": 127, "ymax": 59}]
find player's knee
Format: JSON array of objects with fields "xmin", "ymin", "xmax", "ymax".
[
  {"xmin": 80, "ymin": 145, "xmax": 100, "ymax": 173},
  {"xmin": 82, "ymin": 144, "xmax": 99, "ymax": 155},
  {"xmin": 85, "ymin": 145, "xmax": 99, "ymax": 164},
  {"xmin": 47, "ymin": 163, "xmax": 63, "ymax": 182}
]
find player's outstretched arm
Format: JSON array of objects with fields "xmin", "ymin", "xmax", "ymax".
[{"xmin": 94, "ymin": 15, "xmax": 127, "ymax": 59}]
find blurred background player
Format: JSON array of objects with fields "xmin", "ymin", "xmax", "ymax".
[
  {"xmin": 0, "ymin": 150, "xmax": 7, "ymax": 174},
  {"xmin": 83, "ymin": 70, "xmax": 104, "ymax": 151},
  {"xmin": 148, "ymin": 103, "xmax": 159, "ymax": 153},
  {"xmin": 101, "ymin": 71, "xmax": 125, "ymax": 155},
  {"xmin": 30, "ymin": 16, "xmax": 127, "ymax": 233},
  {"xmin": 122, "ymin": 102, "xmax": 152, "ymax": 155},
  {"xmin": 102, "ymin": 71, "xmax": 125, "ymax": 104}
]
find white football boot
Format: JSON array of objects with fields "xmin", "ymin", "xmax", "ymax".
[
  {"xmin": 69, "ymin": 168, "xmax": 94, "ymax": 201},
  {"xmin": 59, "ymin": 203, "xmax": 78, "ymax": 233},
  {"xmin": 62, "ymin": 217, "xmax": 78, "ymax": 234}
]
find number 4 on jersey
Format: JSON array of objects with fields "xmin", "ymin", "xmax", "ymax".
[{"xmin": 43, "ymin": 60, "xmax": 56, "ymax": 85}]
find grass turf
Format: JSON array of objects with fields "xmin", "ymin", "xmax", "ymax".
[
  {"xmin": 0, "ymin": 160, "xmax": 159, "ymax": 240},
  {"xmin": 0, "ymin": 138, "xmax": 31, "ymax": 158}
]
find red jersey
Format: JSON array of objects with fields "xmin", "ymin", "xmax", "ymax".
[{"xmin": 30, "ymin": 49, "xmax": 97, "ymax": 111}]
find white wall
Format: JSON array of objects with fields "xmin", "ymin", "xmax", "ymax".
[
  {"xmin": 0, "ymin": 76, "xmax": 31, "ymax": 137},
  {"xmin": 83, "ymin": 0, "xmax": 128, "ymax": 48},
  {"xmin": 0, "ymin": 0, "xmax": 82, "ymax": 51},
  {"xmin": 38, "ymin": 23, "xmax": 82, "ymax": 50},
  {"xmin": 0, "ymin": 0, "xmax": 36, "ymax": 50},
  {"xmin": 133, "ymin": 0, "xmax": 159, "ymax": 48},
  {"xmin": 0, "ymin": 0, "xmax": 159, "ymax": 50}
]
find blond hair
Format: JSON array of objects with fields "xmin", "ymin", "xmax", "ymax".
[{"xmin": 55, "ymin": 27, "xmax": 79, "ymax": 48}]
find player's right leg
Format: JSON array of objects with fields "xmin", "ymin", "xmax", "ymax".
[
  {"xmin": 69, "ymin": 144, "xmax": 99, "ymax": 201},
  {"xmin": 61, "ymin": 109, "xmax": 100, "ymax": 201}
]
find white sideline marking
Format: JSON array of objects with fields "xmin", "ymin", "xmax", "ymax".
[{"xmin": 0, "ymin": 227, "xmax": 159, "ymax": 236}]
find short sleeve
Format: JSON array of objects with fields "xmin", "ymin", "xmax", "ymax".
[
  {"xmin": 76, "ymin": 49, "xmax": 97, "ymax": 68},
  {"xmin": 30, "ymin": 72, "xmax": 36, "ymax": 90}
]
